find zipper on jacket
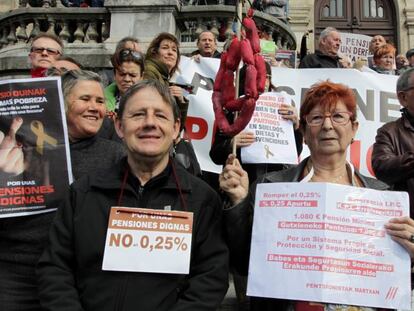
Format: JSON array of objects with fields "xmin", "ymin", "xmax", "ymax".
[
  {"xmin": 138, "ymin": 185, "xmax": 144, "ymax": 198},
  {"xmin": 114, "ymin": 275, "xmax": 129, "ymax": 311}
]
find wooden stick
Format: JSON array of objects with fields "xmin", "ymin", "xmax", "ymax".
[{"xmin": 232, "ymin": 0, "xmax": 244, "ymax": 156}]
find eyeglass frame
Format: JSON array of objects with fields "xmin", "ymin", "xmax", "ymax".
[
  {"xmin": 119, "ymin": 49, "xmax": 143, "ymax": 61},
  {"xmin": 400, "ymin": 86, "xmax": 414, "ymax": 93},
  {"xmin": 304, "ymin": 111, "xmax": 354, "ymax": 127},
  {"xmin": 30, "ymin": 46, "xmax": 62, "ymax": 56}
]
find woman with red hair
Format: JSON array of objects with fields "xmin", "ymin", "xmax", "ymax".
[
  {"xmin": 373, "ymin": 43, "xmax": 396, "ymax": 75},
  {"xmin": 219, "ymin": 81, "xmax": 390, "ymax": 310}
]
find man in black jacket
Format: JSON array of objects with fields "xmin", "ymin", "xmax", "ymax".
[
  {"xmin": 372, "ymin": 67, "xmax": 414, "ymax": 217},
  {"xmin": 299, "ymin": 27, "xmax": 343, "ymax": 68},
  {"xmin": 191, "ymin": 31, "xmax": 221, "ymax": 61},
  {"xmin": 36, "ymin": 80, "xmax": 229, "ymax": 311}
]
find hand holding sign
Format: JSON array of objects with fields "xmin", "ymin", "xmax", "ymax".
[
  {"xmin": 277, "ymin": 103, "xmax": 299, "ymax": 130},
  {"xmin": 219, "ymin": 154, "xmax": 249, "ymax": 206},
  {"xmin": 234, "ymin": 131, "xmax": 256, "ymax": 148},
  {"xmin": 169, "ymin": 85, "xmax": 185, "ymax": 104},
  {"xmin": 385, "ymin": 216, "xmax": 414, "ymax": 260},
  {"xmin": 0, "ymin": 117, "xmax": 24, "ymax": 176}
]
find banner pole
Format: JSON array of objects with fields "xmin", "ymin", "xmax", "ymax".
[{"xmin": 232, "ymin": 0, "xmax": 244, "ymax": 156}]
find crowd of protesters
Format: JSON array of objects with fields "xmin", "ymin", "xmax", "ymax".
[{"xmin": 1, "ymin": 12, "xmax": 414, "ymax": 311}]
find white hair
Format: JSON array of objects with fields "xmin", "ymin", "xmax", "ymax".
[{"xmin": 319, "ymin": 27, "xmax": 339, "ymax": 45}]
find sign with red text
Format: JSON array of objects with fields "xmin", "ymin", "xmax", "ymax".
[
  {"xmin": 102, "ymin": 207, "xmax": 193, "ymax": 274},
  {"xmin": 247, "ymin": 183, "xmax": 410, "ymax": 309},
  {"xmin": 0, "ymin": 77, "xmax": 72, "ymax": 217},
  {"xmin": 241, "ymin": 92, "xmax": 298, "ymax": 164}
]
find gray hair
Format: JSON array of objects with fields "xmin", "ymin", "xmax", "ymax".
[
  {"xmin": 397, "ymin": 67, "xmax": 414, "ymax": 93},
  {"xmin": 61, "ymin": 70, "xmax": 103, "ymax": 111},
  {"xmin": 118, "ymin": 79, "xmax": 180, "ymax": 122},
  {"xmin": 197, "ymin": 30, "xmax": 217, "ymax": 44},
  {"xmin": 319, "ymin": 27, "xmax": 338, "ymax": 45}
]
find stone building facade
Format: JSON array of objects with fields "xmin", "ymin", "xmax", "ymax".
[
  {"xmin": 1, "ymin": 1, "xmax": 413, "ymax": 54},
  {"xmin": 288, "ymin": 0, "xmax": 413, "ymax": 54}
]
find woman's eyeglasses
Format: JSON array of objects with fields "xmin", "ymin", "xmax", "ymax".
[
  {"xmin": 120, "ymin": 49, "xmax": 143, "ymax": 61},
  {"xmin": 30, "ymin": 47, "xmax": 61, "ymax": 56},
  {"xmin": 305, "ymin": 111, "xmax": 353, "ymax": 127}
]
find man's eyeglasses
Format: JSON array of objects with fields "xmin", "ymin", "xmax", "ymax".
[
  {"xmin": 30, "ymin": 47, "xmax": 61, "ymax": 56},
  {"xmin": 401, "ymin": 86, "xmax": 414, "ymax": 93},
  {"xmin": 305, "ymin": 111, "xmax": 353, "ymax": 127}
]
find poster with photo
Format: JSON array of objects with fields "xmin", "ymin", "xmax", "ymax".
[
  {"xmin": 275, "ymin": 50, "xmax": 297, "ymax": 68},
  {"xmin": 0, "ymin": 77, "xmax": 72, "ymax": 218}
]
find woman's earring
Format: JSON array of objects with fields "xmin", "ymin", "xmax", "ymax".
[{"xmin": 351, "ymin": 138, "xmax": 355, "ymax": 144}]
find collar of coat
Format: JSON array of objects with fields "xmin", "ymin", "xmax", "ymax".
[
  {"xmin": 144, "ymin": 57, "xmax": 170, "ymax": 81},
  {"xmin": 260, "ymin": 157, "xmax": 388, "ymax": 190},
  {"xmin": 401, "ymin": 108, "xmax": 414, "ymax": 131},
  {"xmin": 315, "ymin": 49, "xmax": 341, "ymax": 61},
  {"xmin": 87, "ymin": 156, "xmax": 193, "ymax": 194}
]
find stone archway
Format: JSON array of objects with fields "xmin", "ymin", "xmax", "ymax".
[{"xmin": 314, "ymin": 0, "xmax": 398, "ymax": 47}]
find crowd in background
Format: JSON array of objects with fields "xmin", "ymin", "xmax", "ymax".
[{"xmin": 1, "ymin": 2, "xmax": 414, "ymax": 310}]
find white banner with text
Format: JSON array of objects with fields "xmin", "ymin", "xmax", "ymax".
[
  {"xmin": 247, "ymin": 182, "xmax": 410, "ymax": 309},
  {"xmin": 176, "ymin": 57, "xmax": 399, "ymax": 176}
]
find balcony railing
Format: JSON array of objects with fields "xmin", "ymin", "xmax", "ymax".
[
  {"xmin": 0, "ymin": 3, "xmax": 296, "ymax": 77},
  {"xmin": 0, "ymin": 7, "xmax": 110, "ymax": 48},
  {"xmin": 177, "ymin": 5, "xmax": 296, "ymax": 51}
]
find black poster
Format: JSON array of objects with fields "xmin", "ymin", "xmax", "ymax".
[{"xmin": 0, "ymin": 77, "xmax": 72, "ymax": 217}]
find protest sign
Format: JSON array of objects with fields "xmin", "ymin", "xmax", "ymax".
[
  {"xmin": 241, "ymin": 92, "xmax": 298, "ymax": 164},
  {"xmin": 247, "ymin": 182, "xmax": 411, "ymax": 309},
  {"xmin": 103, "ymin": 207, "xmax": 193, "ymax": 274},
  {"xmin": 260, "ymin": 39, "xmax": 277, "ymax": 64},
  {"xmin": 275, "ymin": 50, "xmax": 297, "ymax": 68},
  {"xmin": 175, "ymin": 58, "xmax": 399, "ymax": 176},
  {"xmin": 0, "ymin": 77, "xmax": 72, "ymax": 217},
  {"xmin": 340, "ymin": 32, "xmax": 372, "ymax": 64},
  {"xmin": 175, "ymin": 56, "xmax": 221, "ymax": 173}
]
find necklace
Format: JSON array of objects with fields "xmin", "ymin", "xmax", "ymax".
[
  {"xmin": 310, "ymin": 171, "xmax": 349, "ymax": 184},
  {"xmin": 302, "ymin": 159, "xmax": 359, "ymax": 186}
]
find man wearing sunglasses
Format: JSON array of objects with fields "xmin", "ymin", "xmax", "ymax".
[{"xmin": 29, "ymin": 33, "xmax": 63, "ymax": 78}]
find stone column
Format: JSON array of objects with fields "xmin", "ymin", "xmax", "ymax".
[
  {"xmin": 404, "ymin": 5, "xmax": 414, "ymax": 52},
  {"xmin": 104, "ymin": 0, "xmax": 180, "ymax": 50},
  {"xmin": 287, "ymin": 0, "xmax": 313, "ymax": 51},
  {"xmin": 0, "ymin": 0, "xmax": 18, "ymax": 11}
]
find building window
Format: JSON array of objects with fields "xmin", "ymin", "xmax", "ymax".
[
  {"xmin": 322, "ymin": 0, "xmax": 343, "ymax": 17},
  {"xmin": 364, "ymin": 0, "xmax": 385, "ymax": 18}
]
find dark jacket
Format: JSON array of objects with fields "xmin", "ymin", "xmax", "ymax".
[
  {"xmin": 0, "ymin": 134, "xmax": 124, "ymax": 311},
  {"xmin": 223, "ymin": 158, "xmax": 388, "ymax": 310},
  {"xmin": 299, "ymin": 50, "xmax": 343, "ymax": 68},
  {"xmin": 190, "ymin": 49, "xmax": 222, "ymax": 59},
  {"xmin": 372, "ymin": 110, "xmax": 414, "ymax": 216},
  {"xmin": 37, "ymin": 158, "xmax": 229, "ymax": 311},
  {"xmin": 70, "ymin": 135, "xmax": 125, "ymax": 180}
]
